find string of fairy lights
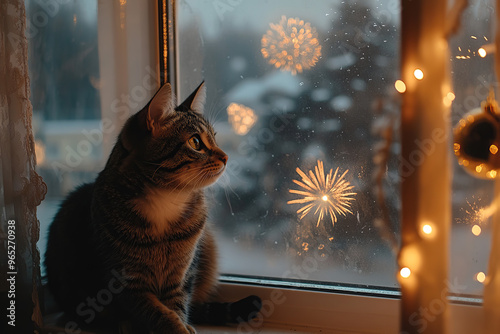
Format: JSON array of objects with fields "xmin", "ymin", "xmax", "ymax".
[{"xmin": 393, "ymin": 34, "xmax": 497, "ymax": 282}]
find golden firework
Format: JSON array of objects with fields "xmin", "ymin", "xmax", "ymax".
[
  {"xmin": 261, "ymin": 16, "xmax": 322, "ymax": 75},
  {"xmin": 288, "ymin": 160, "xmax": 356, "ymax": 227},
  {"xmin": 457, "ymin": 196, "xmax": 496, "ymax": 226},
  {"xmin": 227, "ymin": 103, "xmax": 258, "ymax": 135}
]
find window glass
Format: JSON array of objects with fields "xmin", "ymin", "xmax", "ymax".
[
  {"xmin": 449, "ymin": 0, "xmax": 496, "ymax": 296},
  {"xmin": 27, "ymin": 0, "xmax": 101, "ymax": 276},
  {"xmin": 178, "ymin": 0, "xmax": 401, "ymax": 288}
]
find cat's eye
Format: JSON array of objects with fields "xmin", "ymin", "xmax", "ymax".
[{"xmin": 188, "ymin": 135, "xmax": 203, "ymax": 151}]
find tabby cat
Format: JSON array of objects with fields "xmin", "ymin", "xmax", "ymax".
[{"xmin": 45, "ymin": 83, "xmax": 261, "ymax": 333}]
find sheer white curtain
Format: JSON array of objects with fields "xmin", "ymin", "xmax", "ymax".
[{"xmin": 0, "ymin": 0, "xmax": 47, "ymax": 332}]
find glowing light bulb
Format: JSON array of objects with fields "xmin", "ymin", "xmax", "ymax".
[
  {"xmin": 395, "ymin": 80, "xmax": 406, "ymax": 93},
  {"xmin": 400, "ymin": 267, "xmax": 411, "ymax": 278},
  {"xmin": 322, "ymin": 195, "xmax": 328, "ymax": 201},
  {"xmin": 478, "ymin": 48, "xmax": 487, "ymax": 58},
  {"xmin": 443, "ymin": 97, "xmax": 452, "ymax": 107},
  {"xmin": 419, "ymin": 222, "xmax": 435, "ymax": 239},
  {"xmin": 476, "ymin": 272, "xmax": 486, "ymax": 283},
  {"xmin": 414, "ymin": 69, "xmax": 424, "ymax": 80},
  {"xmin": 447, "ymin": 92, "xmax": 456, "ymax": 101},
  {"xmin": 472, "ymin": 224, "xmax": 482, "ymax": 236},
  {"xmin": 422, "ymin": 224, "xmax": 433, "ymax": 235},
  {"xmin": 490, "ymin": 145, "xmax": 498, "ymax": 154}
]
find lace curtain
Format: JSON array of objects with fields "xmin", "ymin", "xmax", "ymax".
[{"xmin": 0, "ymin": 0, "xmax": 47, "ymax": 332}]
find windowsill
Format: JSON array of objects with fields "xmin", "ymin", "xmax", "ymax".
[
  {"xmin": 42, "ymin": 278, "xmax": 484, "ymax": 334},
  {"xmin": 42, "ymin": 314, "xmax": 333, "ymax": 334},
  {"xmin": 42, "ymin": 323, "xmax": 339, "ymax": 334},
  {"xmin": 215, "ymin": 279, "xmax": 484, "ymax": 334},
  {"xmin": 195, "ymin": 324, "xmax": 351, "ymax": 333}
]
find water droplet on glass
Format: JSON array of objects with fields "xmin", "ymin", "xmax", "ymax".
[{"xmin": 299, "ymin": 82, "xmax": 304, "ymax": 86}]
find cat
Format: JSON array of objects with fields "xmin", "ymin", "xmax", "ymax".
[{"xmin": 45, "ymin": 82, "xmax": 261, "ymax": 333}]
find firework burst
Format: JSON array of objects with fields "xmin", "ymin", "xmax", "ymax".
[
  {"xmin": 457, "ymin": 196, "xmax": 496, "ymax": 226},
  {"xmin": 288, "ymin": 160, "xmax": 356, "ymax": 227},
  {"xmin": 261, "ymin": 16, "xmax": 322, "ymax": 75},
  {"xmin": 227, "ymin": 103, "xmax": 258, "ymax": 135}
]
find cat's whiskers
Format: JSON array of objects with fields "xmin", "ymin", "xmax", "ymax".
[
  {"xmin": 205, "ymin": 93, "xmax": 224, "ymax": 126},
  {"xmin": 147, "ymin": 165, "xmax": 209, "ymax": 194},
  {"xmin": 184, "ymin": 168, "xmax": 208, "ymax": 187},
  {"xmin": 223, "ymin": 186, "xmax": 235, "ymax": 216},
  {"xmin": 183, "ymin": 166, "xmax": 215, "ymax": 189},
  {"xmin": 212, "ymin": 172, "xmax": 239, "ymax": 215},
  {"xmin": 209, "ymin": 106, "xmax": 225, "ymax": 129},
  {"xmin": 221, "ymin": 174, "xmax": 240, "ymax": 199},
  {"xmin": 167, "ymin": 165, "xmax": 209, "ymax": 194}
]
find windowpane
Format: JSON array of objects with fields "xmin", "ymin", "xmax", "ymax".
[
  {"xmin": 178, "ymin": 0, "xmax": 401, "ymax": 288},
  {"xmin": 450, "ymin": 0, "xmax": 496, "ymax": 296},
  {"xmin": 27, "ymin": 0, "xmax": 101, "ymax": 277}
]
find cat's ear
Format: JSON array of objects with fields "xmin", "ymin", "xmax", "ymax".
[
  {"xmin": 176, "ymin": 81, "xmax": 206, "ymax": 114},
  {"xmin": 147, "ymin": 83, "xmax": 176, "ymax": 135}
]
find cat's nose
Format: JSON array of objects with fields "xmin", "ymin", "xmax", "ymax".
[{"xmin": 220, "ymin": 154, "xmax": 228, "ymax": 165}]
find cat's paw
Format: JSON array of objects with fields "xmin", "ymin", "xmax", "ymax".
[{"xmin": 185, "ymin": 324, "xmax": 196, "ymax": 334}]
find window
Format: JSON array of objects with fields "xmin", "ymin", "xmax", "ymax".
[
  {"xmin": 28, "ymin": 0, "xmax": 159, "ymax": 278},
  {"xmin": 28, "ymin": 0, "xmax": 102, "ymax": 279},
  {"xmin": 28, "ymin": 0, "xmax": 493, "ymax": 332}
]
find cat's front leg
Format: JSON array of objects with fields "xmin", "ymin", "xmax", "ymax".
[
  {"xmin": 117, "ymin": 290, "xmax": 194, "ymax": 334},
  {"xmin": 159, "ymin": 291, "xmax": 195, "ymax": 333},
  {"xmin": 151, "ymin": 324, "xmax": 195, "ymax": 334},
  {"xmin": 185, "ymin": 324, "xmax": 196, "ymax": 334}
]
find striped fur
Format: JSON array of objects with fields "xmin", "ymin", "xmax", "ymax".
[{"xmin": 45, "ymin": 83, "xmax": 227, "ymax": 333}]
